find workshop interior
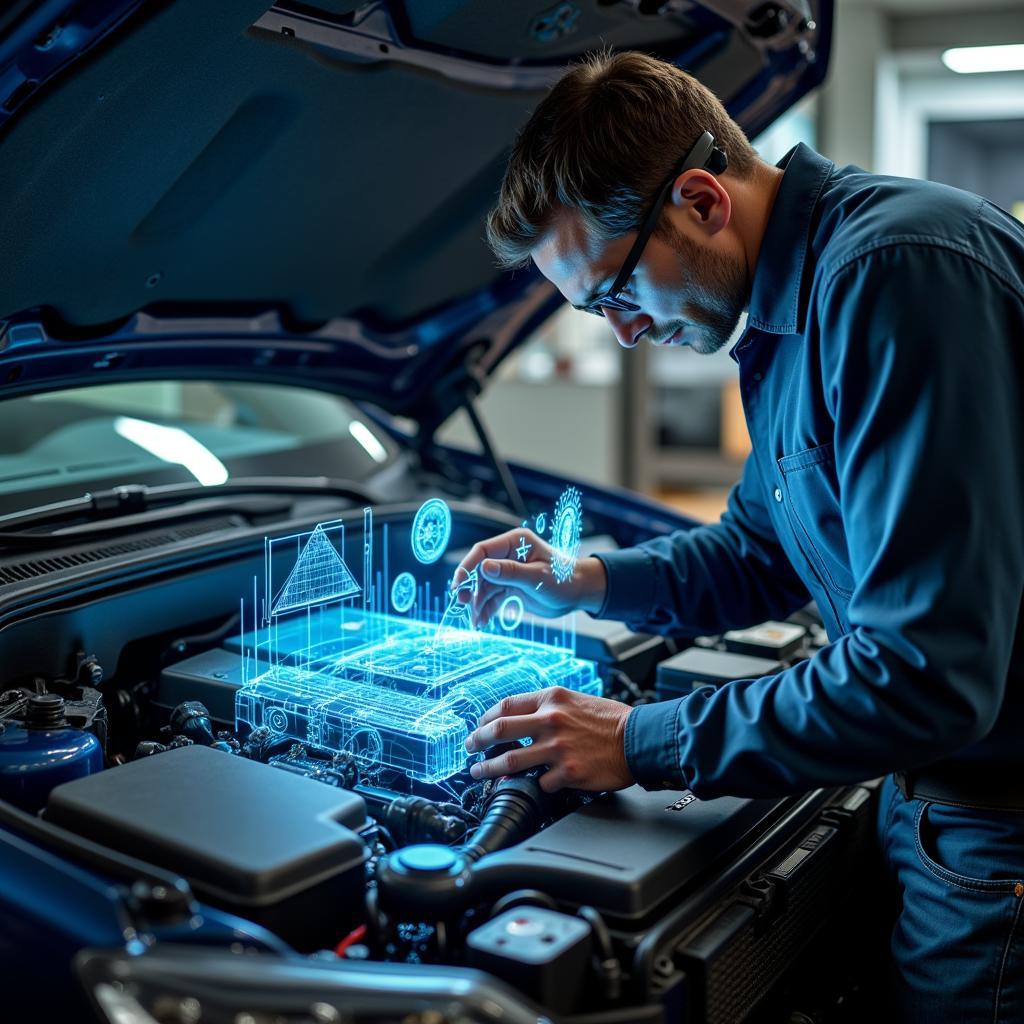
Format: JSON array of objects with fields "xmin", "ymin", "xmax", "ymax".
[{"xmin": 0, "ymin": 1, "xmax": 1021, "ymax": 1022}]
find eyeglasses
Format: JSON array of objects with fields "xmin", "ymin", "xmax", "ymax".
[{"xmin": 574, "ymin": 130, "xmax": 728, "ymax": 317}]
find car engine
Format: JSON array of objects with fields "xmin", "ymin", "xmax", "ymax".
[{"xmin": 0, "ymin": 497, "xmax": 880, "ymax": 1023}]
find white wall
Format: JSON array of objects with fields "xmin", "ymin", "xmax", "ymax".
[{"xmin": 818, "ymin": 1, "xmax": 1024, "ymax": 174}]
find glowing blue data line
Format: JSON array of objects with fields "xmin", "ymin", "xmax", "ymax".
[{"xmin": 363, "ymin": 507, "xmax": 373, "ymax": 610}]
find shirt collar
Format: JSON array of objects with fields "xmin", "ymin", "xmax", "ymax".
[{"xmin": 746, "ymin": 143, "xmax": 834, "ymax": 335}]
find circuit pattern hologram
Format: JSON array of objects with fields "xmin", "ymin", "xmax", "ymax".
[
  {"xmin": 238, "ymin": 510, "xmax": 600, "ymax": 785},
  {"xmin": 550, "ymin": 486, "xmax": 583, "ymax": 584}
]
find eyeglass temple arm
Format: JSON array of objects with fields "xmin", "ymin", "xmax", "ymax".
[{"xmin": 606, "ymin": 131, "xmax": 728, "ymax": 298}]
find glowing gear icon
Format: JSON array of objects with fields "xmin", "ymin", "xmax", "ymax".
[
  {"xmin": 390, "ymin": 571, "xmax": 417, "ymax": 613},
  {"xmin": 411, "ymin": 498, "xmax": 452, "ymax": 564},
  {"xmin": 515, "ymin": 536, "xmax": 532, "ymax": 561},
  {"xmin": 550, "ymin": 486, "xmax": 583, "ymax": 584}
]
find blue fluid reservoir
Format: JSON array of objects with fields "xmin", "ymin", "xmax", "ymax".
[{"xmin": 0, "ymin": 694, "xmax": 104, "ymax": 812}]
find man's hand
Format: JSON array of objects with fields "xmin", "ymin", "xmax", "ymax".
[
  {"xmin": 465, "ymin": 686, "xmax": 634, "ymax": 793},
  {"xmin": 452, "ymin": 528, "xmax": 608, "ymax": 628}
]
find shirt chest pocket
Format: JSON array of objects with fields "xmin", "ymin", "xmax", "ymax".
[{"xmin": 777, "ymin": 442, "xmax": 855, "ymax": 598}]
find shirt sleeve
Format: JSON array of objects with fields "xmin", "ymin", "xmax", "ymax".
[
  {"xmin": 625, "ymin": 244, "xmax": 1023, "ymax": 797},
  {"xmin": 594, "ymin": 453, "xmax": 812, "ymax": 635}
]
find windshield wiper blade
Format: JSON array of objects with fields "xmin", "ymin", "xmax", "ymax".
[{"xmin": 0, "ymin": 477, "xmax": 376, "ymax": 546}]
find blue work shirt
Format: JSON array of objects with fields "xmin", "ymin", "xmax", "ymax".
[{"xmin": 597, "ymin": 143, "xmax": 1024, "ymax": 798}]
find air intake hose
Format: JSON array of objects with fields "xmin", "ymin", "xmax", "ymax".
[
  {"xmin": 461, "ymin": 775, "xmax": 543, "ymax": 862},
  {"xmin": 375, "ymin": 774, "xmax": 547, "ymax": 919}
]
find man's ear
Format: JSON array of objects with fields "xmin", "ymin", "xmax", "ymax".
[{"xmin": 670, "ymin": 169, "xmax": 731, "ymax": 235}]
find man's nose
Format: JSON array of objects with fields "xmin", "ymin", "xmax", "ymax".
[{"xmin": 604, "ymin": 309, "xmax": 652, "ymax": 349}]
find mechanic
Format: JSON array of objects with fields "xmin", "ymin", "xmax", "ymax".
[{"xmin": 452, "ymin": 51, "xmax": 1023, "ymax": 1020}]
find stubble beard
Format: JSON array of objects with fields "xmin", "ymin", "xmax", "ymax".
[{"xmin": 661, "ymin": 222, "xmax": 748, "ymax": 354}]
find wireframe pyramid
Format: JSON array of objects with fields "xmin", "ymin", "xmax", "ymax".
[{"xmin": 271, "ymin": 525, "xmax": 361, "ymax": 616}]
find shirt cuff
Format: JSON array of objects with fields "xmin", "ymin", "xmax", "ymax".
[
  {"xmin": 593, "ymin": 548, "xmax": 656, "ymax": 622},
  {"xmin": 624, "ymin": 698, "xmax": 686, "ymax": 791}
]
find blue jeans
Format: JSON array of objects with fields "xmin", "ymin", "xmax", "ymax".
[{"xmin": 878, "ymin": 774, "xmax": 1024, "ymax": 1022}]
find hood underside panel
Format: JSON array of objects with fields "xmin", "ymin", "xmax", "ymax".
[{"xmin": 0, "ymin": 0, "xmax": 830, "ymax": 406}]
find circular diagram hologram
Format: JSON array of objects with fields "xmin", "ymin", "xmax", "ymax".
[
  {"xmin": 390, "ymin": 571, "xmax": 417, "ymax": 613},
  {"xmin": 498, "ymin": 594, "xmax": 525, "ymax": 631},
  {"xmin": 411, "ymin": 497, "xmax": 452, "ymax": 564}
]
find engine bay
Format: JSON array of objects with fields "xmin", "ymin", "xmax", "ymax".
[{"xmin": 0, "ymin": 494, "xmax": 880, "ymax": 1022}]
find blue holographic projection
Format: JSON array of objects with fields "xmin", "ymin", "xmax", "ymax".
[
  {"xmin": 515, "ymin": 536, "xmax": 532, "ymax": 561},
  {"xmin": 498, "ymin": 595, "xmax": 525, "ymax": 631},
  {"xmin": 390, "ymin": 571, "xmax": 417, "ymax": 613},
  {"xmin": 550, "ymin": 486, "xmax": 583, "ymax": 584},
  {"xmin": 236, "ymin": 501, "xmax": 599, "ymax": 786},
  {"xmin": 535, "ymin": 512, "xmax": 547, "ymax": 535},
  {"xmin": 271, "ymin": 523, "xmax": 360, "ymax": 614},
  {"xmin": 411, "ymin": 497, "xmax": 451, "ymax": 564},
  {"xmin": 433, "ymin": 566, "xmax": 478, "ymax": 644}
]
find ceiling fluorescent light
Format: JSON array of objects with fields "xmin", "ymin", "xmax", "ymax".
[{"xmin": 942, "ymin": 44, "xmax": 1024, "ymax": 74}]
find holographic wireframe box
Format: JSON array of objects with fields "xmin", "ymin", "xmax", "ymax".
[
  {"xmin": 236, "ymin": 506, "xmax": 599, "ymax": 785},
  {"xmin": 236, "ymin": 610, "xmax": 600, "ymax": 783}
]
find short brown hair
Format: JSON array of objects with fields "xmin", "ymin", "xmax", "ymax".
[{"xmin": 486, "ymin": 50, "xmax": 762, "ymax": 269}]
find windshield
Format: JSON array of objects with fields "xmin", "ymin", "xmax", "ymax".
[{"xmin": 0, "ymin": 381, "xmax": 397, "ymax": 515}]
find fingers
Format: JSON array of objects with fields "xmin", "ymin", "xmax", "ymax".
[
  {"xmin": 479, "ymin": 557, "xmax": 546, "ymax": 594},
  {"xmin": 453, "ymin": 530, "xmax": 521, "ymax": 621},
  {"xmin": 452, "ymin": 531, "xmax": 520, "ymax": 590},
  {"xmin": 454, "ymin": 529, "xmax": 547, "ymax": 588},
  {"xmin": 538, "ymin": 766, "xmax": 569, "ymax": 793},
  {"xmin": 453, "ymin": 530, "xmax": 551, "ymax": 627},
  {"xmin": 475, "ymin": 690, "xmax": 543, "ymax": 730},
  {"xmin": 468, "ymin": 558, "xmax": 546, "ymax": 624},
  {"xmin": 466, "ymin": 710, "xmax": 543, "ymax": 752},
  {"xmin": 469, "ymin": 740, "xmax": 547, "ymax": 780}
]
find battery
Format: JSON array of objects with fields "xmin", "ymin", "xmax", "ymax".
[
  {"xmin": 722, "ymin": 621, "xmax": 806, "ymax": 661},
  {"xmin": 656, "ymin": 647, "xmax": 783, "ymax": 700}
]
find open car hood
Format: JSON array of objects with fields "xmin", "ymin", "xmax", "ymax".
[{"xmin": 0, "ymin": 0, "xmax": 831, "ymax": 426}]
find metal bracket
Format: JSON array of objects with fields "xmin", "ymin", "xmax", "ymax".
[{"xmin": 253, "ymin": 2, "xmax": 565, "ymax": 92}]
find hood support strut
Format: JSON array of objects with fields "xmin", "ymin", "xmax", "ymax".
[{"xmin": 462, "ymin": 393, "xmax": 527, "ymax": 522}]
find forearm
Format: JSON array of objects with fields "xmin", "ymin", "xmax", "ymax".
[
  {"xmin": 595, "ymin": 516, "xmax": 810, "ymax": 636},
  {"xmin": 625, "ymin": 621, "xmax": 1012, "ymax": 798}
]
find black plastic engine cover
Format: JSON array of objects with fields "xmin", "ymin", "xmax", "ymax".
[
  {"xmin": 45, "ymin": 744, "xmax": 368, "ymax": 949},
  {"xmin": 472, "ymin": 787, "xmax": 786, "ymax": 923}
]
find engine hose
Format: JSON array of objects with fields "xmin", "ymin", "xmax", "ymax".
[
  {"xmin": 461, "ymin": 776, "xmax": 543, "ymax": 862},
  {"xmin": 381, "ymin": 795, "xmax": 473, "ymax": 846},
  {"xmin": 577, "ymin": 905, "xmax": 623, "ymax": 1001},
  {"xmin": 490, "ymin": 889, "xmax": 559, "ymax": 917},
  {"xmin": 374, "ymin": 774, "xmax": 549, "ymax": 920}
]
